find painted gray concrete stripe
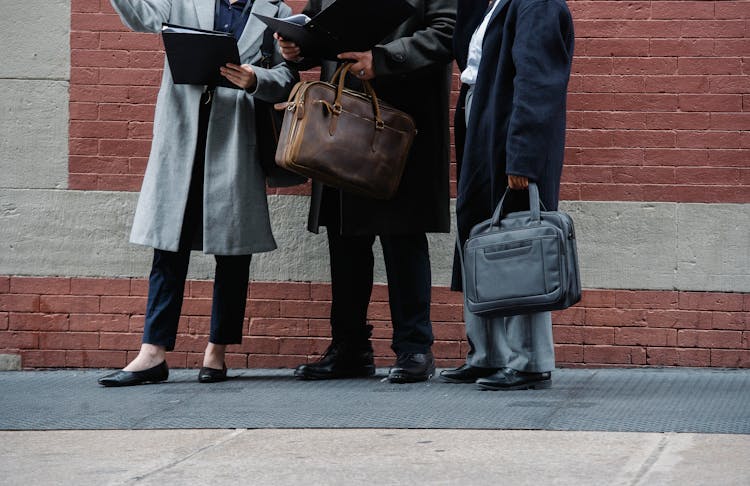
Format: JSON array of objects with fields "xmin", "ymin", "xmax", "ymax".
[
  {"xmin": 1, "ymin": 190, "xmax": 749, "ymax": 292},
  {"xmin": 0, "ymin": 1, "xmax": 69, "ymax": 190},
  {"xmin": 0, "ymin": 0, "xmax": 70, "ymax": 80},
  {"xmin": 0, "ymin": 80, "xmax": 69, "ymax": 190}
]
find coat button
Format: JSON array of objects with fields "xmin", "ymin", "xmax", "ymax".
[{"xmin": 393, "ymin": 53, "xmax": 405, "ymax": 62}]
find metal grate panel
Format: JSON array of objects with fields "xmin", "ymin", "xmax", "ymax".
[{"xmin": 1, "ymin": 368, "xmax": 748, "ymax": 433}]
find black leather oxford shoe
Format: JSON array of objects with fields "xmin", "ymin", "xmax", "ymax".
[
  {"xmin": 388, "ymin": 352, "xmax": 435, "ymax": 383},
  {"xmin": 198, "ymin": 363, "xmax": 228, "ymax": 383},
  {"xmin": 98, "ymin": 361, "xmax": 169, "ymax": 387},
  {"xmin": 440, "ymin": 364, "xmax": 499, "ymax": 384},
  {"xmin": 294, "ymin": 343, "xmax": 375, "ymax": 380},
  {"xmin": 476, "ymin": 368, "xmax": 551, "ymax": 391}
]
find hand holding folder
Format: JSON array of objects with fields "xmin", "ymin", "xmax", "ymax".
[
  {"xmin": 161, "ymin": 24, "xmax": 242, "ymax": 89},
  {"xmin": 254, "ymin": 0, "xmax": 415, "ymax": 60}
]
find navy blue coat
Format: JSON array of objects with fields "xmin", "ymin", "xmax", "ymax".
[
  {"xmin": 452, "ymin": 0, "xmax": 489, "ymax": 179},
  {"xmin": 452, "ymin": 0, "xmax": 574, "ymax": 290}
]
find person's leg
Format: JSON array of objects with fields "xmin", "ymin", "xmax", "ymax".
[
  {"xmin": 124, "ymin": 246, "xmax": 192, "ymax": 371},
  {"xmin": 439, "ymin": 236, "xmax": 517, "ymax": 384},
  {"xmin": 99, "ymin": 90, "xmax": 209, "ymax": 387},
  {"xmin": 439, "ymin": 297, "xmax": 500, "ymax": 383},
  {"xmin": 490, "ymin": 312, "xmax": 555, "ymax": 370},
  {"xmin": 473, "ymin": 311, "xmax": 555, "ymax": 390},
  {"xmin": 328, "ymin": 231, "xmax": 376, "ymax": 349},
  {"xmin": 294, "ymin": 229, "xmax": 376, "ymax": 379},
  {"xmin": 124, "ymin": 114, "xmax": 203, "ymax": 373},
  {"xmin": 98, "ymin": 246, "xmax": 190, "ymax": 386},
  {"xmin": 440, "ymin": 84, "xmax": 500, "ymax": 383},
  {"xmin": 464, "ymin": 306, "xmax": 498, "ymax": 368},
  {"xmin": 380, "ymin": 233, "xmax": 435, "ymax": 383},
  {"xmin": 465, "ymin": 312, "xmax": 555, "ymax": 372},
  {"xmin": 442, "ymin": 300, "xmax": 554, "ymax": 387},
  {"xmin": 202, "ymin": 254, "xmax": 252, "ymax": 370},
  {"xmin": 380, "ymin": 233, "xmax": 433, "ymax": 354}
]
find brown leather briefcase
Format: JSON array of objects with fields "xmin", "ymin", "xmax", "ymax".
[{"xmin": 274, "ymin": 64, "xmax": 417, "ymax": 200}]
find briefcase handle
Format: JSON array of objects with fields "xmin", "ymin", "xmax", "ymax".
[
  {"xmin": 329, "ymin": 63, "xmax": 385, "ymax": 131},
  {"xmin": 490, "ymin": 182, "xmax": 547, "ymax": 227}
]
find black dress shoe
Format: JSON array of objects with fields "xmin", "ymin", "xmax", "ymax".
[
  {"xmin": 198, "ymin": 363, "xmax": 228, "ymax": 383},
  {"xmin": 294, "ymin": 343, "xmax": 375, "ymax": 380},
  {"xmin": 440, "ymin": 364, "xmax": 499, "ymax": 384},
  {"xmin": 98, "ymin": 361, "xmax": 169, "ymax": 387},
  {"xmin": 476, "ymin": 367, "xmax": 551, "ymax": 391},
  {"xmin": 388, "ymin": 352, "xmax": 435, "ymax": 383}
]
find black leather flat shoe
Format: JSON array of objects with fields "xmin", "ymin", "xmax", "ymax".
[
  {"xmin": 388, "ymin": 352, "xmax": 435, "ymax": 383},
  {"xmin": 198, "ymin": 363, "xmax": 228, "ymax": 383},
  {"xmin": 440, "ymin": 364, "xmax": 499, "ymax": 384},
  {"xmin": 476, "ymin": 368, "xmax": 551, "ymax": 391},
  {"xmin": 98, "ymin": 361, "xmax": 169, "ymax": 387}
]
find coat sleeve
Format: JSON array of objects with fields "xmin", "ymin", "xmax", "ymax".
[
  {"xmin": 287, "ymin": 0, "xmax": 325, "ymax": 71},
  {"xmin": 248, "ymin": 56, "xmax": 300, "ymax": 104},
  {"xmin": 505, "ymin": 0, "xmax": 573, "ymax": 181},
  {"xmin": 109, "ymin": 0, "xmax": 172, "ymax": 33},
  {"xmin": 371, "ymin": 0, "xmax": 456, "ymax": 77},
  {"xmin": 248, "ymin": 3, "xmax": 300, "ymax": 103}
]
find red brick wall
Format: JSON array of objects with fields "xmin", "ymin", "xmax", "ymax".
[
  {"xmin": 1, "ymin": 277, "xmax": 748, "ymax": 369},
  {"xmin": 69, "ymin": 0, "xmax": 750, "ymax": 202},
  {"xmin": 8, "ymin": 1, "xmax": 739, "ymax": 370},
  {"xmin": 564, "ymin": 1, "xmax": 750, "ymax": 203}
]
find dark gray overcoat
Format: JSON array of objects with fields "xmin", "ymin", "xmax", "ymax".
[{"xmin": 300, "ymin": 0, "xmax": 456, "ymax": 236}]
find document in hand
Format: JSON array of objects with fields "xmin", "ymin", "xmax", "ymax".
[
  {"xmin": 254, "ymin": 0, "xmax": 415, "ymax": 59},
  {"xmin": 161, "ymin": 23, "xmax": 241, "ymax": 89}
]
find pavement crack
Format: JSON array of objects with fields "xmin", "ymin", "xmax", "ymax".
[
  {"xmin": 628, "ymin": 434, "xmax": 669, "ymax": 486},
  {"xmin": 121, "ymin": 429, "xmax": 246, "ymax": 484}
]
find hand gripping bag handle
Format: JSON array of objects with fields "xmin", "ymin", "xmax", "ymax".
[
  {"xmin": 328, "ymin": 62, "xmax": 384, "ymax": 131},
  {"xmin": 490, "ymin": 182, "xmax": 547, "ymax": 227}
]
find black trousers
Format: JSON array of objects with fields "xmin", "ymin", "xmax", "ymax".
[
  {"xmin": 327, "ymin": 228, "xmax": 434, "ymax": 356},
  {"xmin": 142, "ymin": 91, "xmax": 251, "ymax": 351}
]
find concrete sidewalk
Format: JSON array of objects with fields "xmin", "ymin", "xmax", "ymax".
[
  {"xmin": 2, "ymin": 429, "xmax": 750, "ymax": 485},
  {"xmin": 1, "ymin": 367, "xmax": 749, "ymax": 485}
]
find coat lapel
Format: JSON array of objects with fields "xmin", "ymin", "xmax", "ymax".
[
  {"xmin": 237, "ymin": 0, "xmax": 279, "ymax": 60},
  {"xmin": 193, "ymin": 0, "xmax": 215, "ymax": 31},
  {"xmin": 486, "ymin": 0, "xmax": 511, "ymax": 29}
]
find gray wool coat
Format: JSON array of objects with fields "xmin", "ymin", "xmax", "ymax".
[{"xmin": 110, "ymin": 0, "xmax": 298, "ymax": 255}]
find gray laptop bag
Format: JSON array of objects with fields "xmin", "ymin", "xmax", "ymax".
[{"xmin": 462, "ymin": 183, "xmax": 581, "ymax": 317}]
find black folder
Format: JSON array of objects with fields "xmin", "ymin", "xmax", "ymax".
[
  {"xmin": 254, "ymin": 0, "xmax": 415, "ymax": 60},
  {"xmin": 161, "ymin": 24, "xmax": 241, "ymax": 89}
]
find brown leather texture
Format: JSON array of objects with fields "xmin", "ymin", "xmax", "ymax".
[{"xmin": 275, "ymin": 66, "xmax": 417, "ymax": 200}]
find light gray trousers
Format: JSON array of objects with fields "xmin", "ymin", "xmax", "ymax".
[{"xmin": 461, "ymin": 86, "xmax": 555, "ymax": 373}]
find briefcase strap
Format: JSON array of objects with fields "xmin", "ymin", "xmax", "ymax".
[
  {"xmin": 329, "ymin": 63, "xmax": 384, "ymax": 131},
  {"xmin": 491, "ymin": 182, "xmax": 548, "ymax": 227}
]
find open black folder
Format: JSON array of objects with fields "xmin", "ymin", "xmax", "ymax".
[
  {"xmin": 254, "ymin": 0, "xmax": 415, "ymax": 60},
  {"xmin": 161, "ymin": 24, "xmax": 241, "ymax": 89}
]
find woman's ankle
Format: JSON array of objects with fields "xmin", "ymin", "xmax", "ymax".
[
  {"xmin": 123, "ymin": 344, "xmax": 166, "ymax": 371},
  {"xmin": 203, "ymin": 343, "xmax": 226, "ymax": 369}
]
